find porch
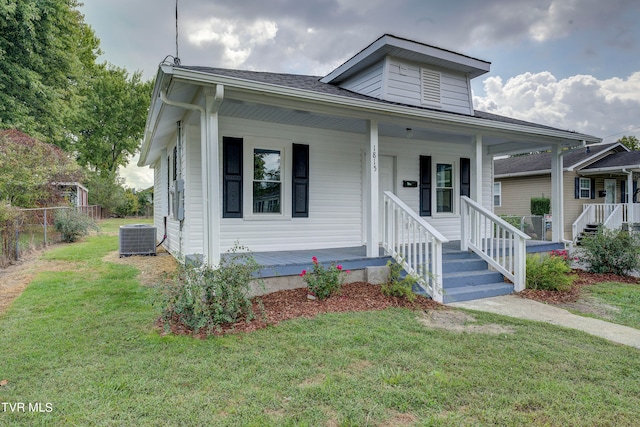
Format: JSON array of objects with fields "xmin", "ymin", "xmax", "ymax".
[
  {"xmin": 251, "ymin": 240, "xmax": 561, "ymax": 278},
  {"xmin": 572, "ymin": 203, "xmax": 640, "ymax": 243}
]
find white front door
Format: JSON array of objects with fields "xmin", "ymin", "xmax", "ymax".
[
  {"xmin": 379, "ymin": 156, "xmax": 395, "ymax": 240},
  {"xmin": 604, "ymin": 179, "xmax": 616, "ymax": 204}
]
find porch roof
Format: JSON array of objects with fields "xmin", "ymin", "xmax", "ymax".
[{"xmin": 579, "ymin": 151, "xmax": 640, "ymax": 174}]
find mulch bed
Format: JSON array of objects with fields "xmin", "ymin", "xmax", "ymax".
[
  {"xmin": 158, "ymin": 281, "xmax": 443, "ymax": 338},
  {"xmin": 518, "ymin": 269, "xmax": 640, "ymax": 304}
]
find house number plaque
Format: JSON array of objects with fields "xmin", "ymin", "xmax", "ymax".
[{"xmin": 372, "ymin": 145, "xmax": 377, "ymax": 172}]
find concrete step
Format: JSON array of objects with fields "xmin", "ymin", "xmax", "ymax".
[
  {"xmin": 442, "ymin": 282, "xmax": 514, "ymax": 303},
  {"xmin": 442, "ymin": 257, "xmax": 488, "ymax": 273}
]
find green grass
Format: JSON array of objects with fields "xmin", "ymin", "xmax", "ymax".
[
  {"xmin": 1, "ymin": 219, "xmax": 639, "ymax": 425},
  {"xmin": 572, "ymin": 282, "xmax": 640, "ymax": 330}
]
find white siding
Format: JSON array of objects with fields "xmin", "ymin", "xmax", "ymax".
[
  {"xmin": 379, "ymin": 136, "xmax": 492, "ymax": 241},
  {"xmin": 183, "ymin": 124, "xmax": 204, "ymax": 255},
  {"xmin": 384, "ymin": 57, "xmax": 473, "ymax": 115},
  {"xmin": 339, "ymin": 62, "xmax": 384, "ymax": 98},
  {"xmin": 219, "ymin": 117, "xmax": 365, "ymax": 252},
  {"xmin": 153, "ymin": 158, "xmax": 165, "ymax": 244}
]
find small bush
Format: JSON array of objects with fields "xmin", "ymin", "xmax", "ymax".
[
  {"xmin": 53, "ymin": 209, "xmax": 98, "ymax": 242},
  {"xmin": 380, "ymin": 260, "xmax": 416, "ymax": 302},
  {"xmin": 578, "ymin": 228, "xmax": 640, "ymax": 276},
  {"xmin": 300, "ymin": 256, "xmax": 346, "ymax": 300},
  {"xmin": 156, "ymin": 244, "xmax": 262, "ymax": 334},
  {"xmin": 530, "ymin": 197, "xmax": 550, "ymax": 215},
  {"xmin": 526, "ymin": 252, "xmax": 575, "ymax": 291}
]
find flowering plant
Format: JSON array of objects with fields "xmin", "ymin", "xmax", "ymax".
[
  {"xmin": 550, "ymin": 249, "xmax": 573, "ymax": 267},
  {"xmin": 300, "ymin": 256, "xmax": 348, "ymax": 300}
]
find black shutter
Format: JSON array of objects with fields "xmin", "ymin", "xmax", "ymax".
[
  {"xmin": 634, "ymin": 181, "xmax": 638, "ymax": 203},
  {"xmin": 223, "ymin": 137, "xmax": 243, "ymax": 218},
  {"xmin": 621, "ymin": 180, "xmax": 627, "ymax": 203},
  {"xmin": 574, "ymin": 177, "xmax": 580, "ymax": 199},
  {"xmin": 292, "ymin": 144, "xmax": 310, "ymax": 217},
  {"xmin": 419, "ymin": 156, "xmax": 432, "ymax": 216},
  {"xmin": 590, "ymin": 178, "xmax": 596, "ymax": 199},
  {"xmin": 460, "ymin": 157, "xmax": 471, "ymax": 198}
]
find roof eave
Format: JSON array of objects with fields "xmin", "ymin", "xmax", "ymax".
[{"xmin": 165, "ymin": 66, "xmax": 600, "ymax": 145}]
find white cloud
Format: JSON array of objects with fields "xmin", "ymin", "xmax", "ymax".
[
  {"xmin": 474, "ymin": 71, "xmax": 640, "ymax": 141},
  {"xmin": 118, "ymin": 154, "xmax": 154, "ymax": 190},
  {"xmin": 186, "ymin": 17, "xmax": 278, "ymax": 68}
]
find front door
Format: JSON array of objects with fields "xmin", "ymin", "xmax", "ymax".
[
  {"xmin": 379, "ymin": 156, "xmax": 395, "ymax": 240},
  {"xmin": 604, "ymin": 179, "xmax": 616, "ymax": 204}
]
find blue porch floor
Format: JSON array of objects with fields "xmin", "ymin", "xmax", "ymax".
[{"xmin": 244, "ymin": 239, "xmax": 563, "ymax": 278}]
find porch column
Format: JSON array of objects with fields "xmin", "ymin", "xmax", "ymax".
[
  {"xmin": 472, "ymin": 135, "xmax": 483, "ymax": 202},
  {"xmin": 366, "ymin": 119, "xmax": 379, "ymax": 257},
  {"xmin": 627, "ymin": 171, "xmax": 634, "ymax": 225},
  {"xmin": 551, "ymin": 144, "xmax": 564, "ymax": 242},
  {"xmin": 204, "ymin": 85, "xmax": 224, "ymax": 266}
]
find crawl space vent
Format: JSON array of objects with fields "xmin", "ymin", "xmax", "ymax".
[{"xmin": 119, "ymin": 224, "xmax": 157, "ymax": 257}]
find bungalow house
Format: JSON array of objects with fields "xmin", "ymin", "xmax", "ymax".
[
  {"xmin": 138, "ymin": 34, "xmax": 599, "ymax": 302},
  {"xmin": 494, "ymin": 142, "xmax": 640, "ymax": 243}
]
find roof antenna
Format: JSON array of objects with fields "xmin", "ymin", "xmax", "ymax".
[{"xmin": 174, "ymin": 0, "xmax": 181, "ymax": 65}]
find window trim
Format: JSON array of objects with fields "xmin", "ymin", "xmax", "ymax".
[
  {"xmin": 579, "ymin": 178, "xmax": 591, "ymax": 199},
  {"xmin": 431, "ymin": 161, "xmax": 460, "ymax": 217},
  {"xmin": 242, "ymin": 137, "xmax": 292, "ymax": 221},
  {"xmin": 493, "ymin": 182, "xmax": 502, "ymax": 207}
]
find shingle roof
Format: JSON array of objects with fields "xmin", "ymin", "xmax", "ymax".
[
  {"xmin": 582, "ymin": 151, "xmax": 640, "ymax": 169},
  {"xmin": 494, "ymin": 143, "xmax": 621, "ymax": 176},
  {"xmin": 176, "ymin": 66, "xmax": 588, "ymax": 135}
]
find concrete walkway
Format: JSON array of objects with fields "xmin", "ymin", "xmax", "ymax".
[{"xmin": 449, "ymin": 295, "xmax": 640, "ymax": 349}]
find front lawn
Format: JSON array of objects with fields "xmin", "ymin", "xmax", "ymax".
[
  {"xmin": 1, "ymin": 219, "xmax": 639, "ymax": 426},
  {"xmin": 567, "ymin": 281, "xmax": 640, "ymax": 330}
]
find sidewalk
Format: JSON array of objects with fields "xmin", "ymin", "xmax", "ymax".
[{"xmin": 449, "ymin": 295, "xmax": 640, "ymax": 349}]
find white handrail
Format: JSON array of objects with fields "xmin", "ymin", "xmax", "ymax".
[
  {"xmin": 602, "ymin": 204, "xmax": 623, "ymax": 231},
  {"xmin": 460, "ymin": 196, "xmax": 530, "ymax": 291},
  {"xmin": 382, "ymin": 191, "xmax": 449, "ymax": 303},
  {"xmin": 572, "ymin": 204, "xmax": 595, "ymax": 243}
]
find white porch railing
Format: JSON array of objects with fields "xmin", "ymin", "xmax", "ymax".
[
  {"xmin": 460, "ymin": 196, "xmax": 531, "ymax": 291},
  {"xmin": 602, "ymin": 204, "xmax": 623, "ymax": 231},
  {"xmin": 572, "ymin": 203, "xmax": 640, "ymax": 242},
  {"xmin": 572, "ymin": 204, "xmax": 595, "ymax": 243},
  {"xmin": 382, "ymin": 191, "xmax": 449, "ymax": 303}
]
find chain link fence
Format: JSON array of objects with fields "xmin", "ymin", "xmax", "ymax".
[
  {"xmin": 1, "ymin": 205, "xmax": 101, "ymax": 265},
  {"xmin": 500, "ymin": 215, "xmax": 552, "ymax": 241}
]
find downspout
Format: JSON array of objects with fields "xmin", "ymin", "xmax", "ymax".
[{"xmin": 160, "ymin": 85, "xmax": 225, "ymax": 265}]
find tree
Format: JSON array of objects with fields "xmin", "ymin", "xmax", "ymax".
[
  {"xmin": 73, "ymin": 64, "xmax": 153, "ymax": 174},
  {"xmin": 0, "ymin": 0, "xmax": 100, "ymax": 149},
  {"xmin": 0, "ymin": 129, "xmax": 84, "ymax": 207},
  {"xmin": 617, "ymin": 135, "xmax": 640, "ymax": 151}
]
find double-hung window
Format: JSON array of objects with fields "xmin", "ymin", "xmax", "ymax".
[
  {"xmin": 253, "ymin": 148, "xmax": 282, "ymax": 214},
  {"xmin": 494, "ymin": 182, "xmax": 502, "ymax": 207},
  {"xmin": 579, "ymin": 178, "xmax": 591, "ymax": 199},
  {"xmin": 436, "ymin": 163, "xmax": 454, "ymax": 213}
]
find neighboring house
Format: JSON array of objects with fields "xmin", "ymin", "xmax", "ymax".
[
  {"xmin": 138, "ymin": 34, "xmax": 599, "ymax": 302},
  {"xmin": 494, "ymin": 142, "xmax": 640, "ymax": 242},
  {"xmin": 54, "ymin": 182, "xmax": 89, "ymax": 207}
]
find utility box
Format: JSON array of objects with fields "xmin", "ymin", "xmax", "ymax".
[{"xmin": 119, "ymin": 224, "xmax": 157, "ymax": 257}]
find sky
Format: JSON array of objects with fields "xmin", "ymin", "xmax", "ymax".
[{"xmin": 79, "ymin": 0, "xmax": 640, "ymax": 189}]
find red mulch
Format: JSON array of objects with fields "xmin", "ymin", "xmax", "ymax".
[
  {"xmin": 518, "ymin": 269, "xmax": 640, "ymax": 304},
  {"xmin": 158, "ymin": 282, "xmax": 443, "ymax": 338}
]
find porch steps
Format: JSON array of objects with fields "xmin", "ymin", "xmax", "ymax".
[
  {"xmin": 576, "ymin": 223, "xmax": 600, "ymax": 245},
  {"xmin": 411, "ymin": 250, "xmax": 513, "ymax": 304}
]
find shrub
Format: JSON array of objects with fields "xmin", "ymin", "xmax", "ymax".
[
  {"xmin": 530, "ymin": 197, "xmax": 550, "ymax": 215},
  {"xmin": 156, "ymin": 244, "xmax": 262, "ymax": 334},
  {"xmin": 0, "ymin": 204, "xmax": 23, "ymax": 263},
  {"xmin": 578, "ymin": 228, "xmax": 640, "ymax": 276},
  {"xmin": 380, "ymin": 260, "xmax": 416, "ymax": 302},
  {"xmin": 53, "ymin": 209, "xmax": 98, "ymax": 242},
  {"xmin": 526, "ymin": 252, "xmax": 575, "ymax": 291},
  {"xmin": 300, "ymin": 256, "xmax": 346, "ymax": 300}
]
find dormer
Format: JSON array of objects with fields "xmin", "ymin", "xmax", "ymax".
[{"xmin": 321, "ymin": 34, "xmax": 491, "ymax": 115}]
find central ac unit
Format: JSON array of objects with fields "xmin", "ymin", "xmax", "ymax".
[{"xmin": 119, "ymin": 224, "xmax": 157, "ymax": 257}]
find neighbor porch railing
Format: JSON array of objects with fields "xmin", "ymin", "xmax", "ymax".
[
  {"xmin": 602, "ymin": 204, "xmax": 623, "ymax": 231},
  {"xmin": 460, "ymin": 196, "xmax": 530, "ymax": 291},
  {"xmin": 572, "ymin": 203, "xmax": 640, "ymax": 242},
  {"xmin": 382, "ymin": 191, "xmax": 449, "ymax": 303}
]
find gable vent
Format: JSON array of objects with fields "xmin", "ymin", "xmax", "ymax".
[{"xmin": 421, "ymin": 68, "xmax": 441, "ymax": 106}]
